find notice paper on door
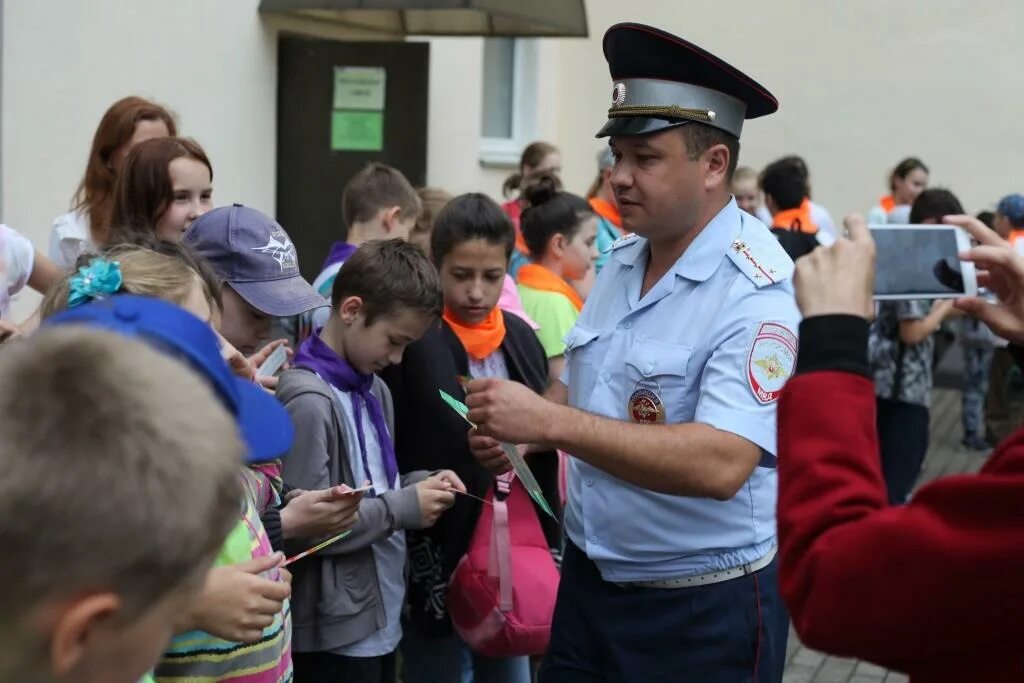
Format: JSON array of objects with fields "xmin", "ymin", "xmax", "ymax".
[
  {"xmin": 333, "ymin": 67, "xmax": 386, "ymax": 110},
  {"xmin": 331, "ymin": 111, "xmax": 383, "ymax": 152}
]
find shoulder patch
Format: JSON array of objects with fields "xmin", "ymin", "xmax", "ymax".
[
  {"xmin": 609, "ymin": 232, "xmax": 639, "ymax": 251},
  {"xmin": 747, "ymin": 322, "xmax": 798, "ymax": 404}
]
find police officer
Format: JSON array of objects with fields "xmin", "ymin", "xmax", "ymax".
[{"xmin": 466, "ymin": 23, "xmax": 799, "ymax": 682}]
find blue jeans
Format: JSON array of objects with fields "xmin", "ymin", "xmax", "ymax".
[
  {"xmin": 400, "ymin": 622, "xmax": 532, "ymax": 683},
  {"xmin": 539, "ymin": 542, "xmax": 789, "ymax": 683}
]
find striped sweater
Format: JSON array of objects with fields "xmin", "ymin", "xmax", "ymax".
[{"xmin": 155, "ymin": 466, "xmax": 292, "ymax": 682}]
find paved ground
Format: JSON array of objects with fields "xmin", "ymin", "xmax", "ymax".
[{"xmin": 781, "ymin": 387, "xmax": 991, "ymax": 683}]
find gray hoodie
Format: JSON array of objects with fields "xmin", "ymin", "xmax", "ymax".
[{"xmin": 277, "ymin": 368, "xmax": 430, "ymax": 653}]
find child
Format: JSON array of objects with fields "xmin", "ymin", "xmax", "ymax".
[
  {"xmin": 960, "ymin": 211, "xmax": 1001, "ymax": 452},
  {"xmin": 314, "ymin": 163, "xmax": 421, "ymax": 297},
  {"xmin": 380, "ymin": 194, "xmax": 556, "ymax": 683},
  {"xmin": 500, "ymin": 141, "xmax": 561, "ymax": 278},
  {"xmin": 993, "ymin": 193, "xmax": 1024, "ymax": 253},
  {"xmin": 277, "ymin": 239, "xmax": 464, "ymax": 683},
  {"xmin": 2, "ymin": 289, "xmax": 299, "ymax": 683},
  {"xmin": 51, "ymin": 96, "xmax": 176, "ymax": 268},
  {"xmin": 585, "ymin": 146, "xmax": 624, "ymax": 274},
  {"xmin": 869, "ymin": 188, "xmax": 961, "ymax": 504},
  {"xmin": 0, "ymin": 322, "xmax": 238, "ymax": 683},
  {"xmin": 277, "ymin": 163, "xmax": 422, "ymax": 346},
  {"xmin": 409, "ymin": 186, "xmax": 452, "ymax": 255},
  {"xmin": 111, "ymin": 136, "xmax": 214, "ymax": 243},
  {"xmin": 759, "ymin": 157, "xmax": 832, "ymax": 259},
  {"xmin": 41, "ymin": 250, "xmax": 299, "ymax": 683},
  {"xmin": 516, "ymin": 174, "xmax": 598, "ymax": 381},
  {"xmin": 1, "ymin": 224, "xmax": 61, "ymax": 334},
  {"xmin": 185, "ymin": 204, "xmax": 324, "ymax": 356},
  {"xmin": 867, "ymin": 157, "xmax": 930, "ymax": 225},
  {"xmin": 731, "ymin": 166, "xmax": 762, "ymax": 218}
]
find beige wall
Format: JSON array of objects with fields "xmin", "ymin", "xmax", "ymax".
[
  {"xmin": 5, "ymin": 1, "xmax": 1024, "ymax": 316},
  {"xmin": 552, "ymin": 1, "xmax": 1024, "ymax": 219}
]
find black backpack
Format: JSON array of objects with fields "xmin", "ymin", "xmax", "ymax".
[{"xmin": 770, "ymin": 217, "xmax": 819, "ymax": 260}]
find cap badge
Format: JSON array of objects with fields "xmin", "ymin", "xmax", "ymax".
[{"xmin": 612, "ymin": 82, "xmax": 627, "ymax": 107}]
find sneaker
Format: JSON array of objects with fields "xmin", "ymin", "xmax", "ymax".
[{"xmin": 961, "ymin": 434, "xmax": 993, "ymax": 453}]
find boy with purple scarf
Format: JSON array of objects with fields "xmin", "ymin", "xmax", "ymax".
[{"xmin": 277, "ymin": 239, "xmax": 465, "ymax": 683}]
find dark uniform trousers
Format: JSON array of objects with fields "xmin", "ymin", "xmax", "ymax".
[{"xmin": 538, "ymin": 543, "xmax": 789, "ymax": 683}]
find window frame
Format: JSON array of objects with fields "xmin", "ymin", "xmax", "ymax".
[{"xmin": 479, "ymin": 38, "xmax": 539, "ymax": 167}]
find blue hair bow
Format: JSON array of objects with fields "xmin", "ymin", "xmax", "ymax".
[{"xmin": 68, "ymin": 258, "xmax": 123, "ymax": 308}]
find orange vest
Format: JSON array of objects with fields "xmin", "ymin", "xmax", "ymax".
[
  {"xmin": 1010, "ymin": 230, "xmax": 1024, "ymax": 254},
  {"xmin": 772, "ymin": 198, "xmax": 818, "ymax": 234},
  {"xmin": 588, "ymin": 197, "xmax": 622, "ymax": 229}
]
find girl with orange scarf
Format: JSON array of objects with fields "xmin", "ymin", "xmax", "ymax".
[
  {"xmin": 516, "ymin": 176, "xmax": 598, "ymax": 382},
  {"xmin": 379, "ymin": 193, "xmax": 558, "ymax": 683}
]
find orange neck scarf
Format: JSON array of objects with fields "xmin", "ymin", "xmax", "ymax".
[
  {"xmin": 589, "ymin": 197, "xmax": 622, "ymax": 229},
  {"xmin": 880, "ymin": 195, "xmax": 896, "ymax": 213},
  {"xmin": 772, "ymin": 198, "xmax": 818, "ymax": 234},
  {"xmin": 444, "ymin": 306, "xmax": 506, "ymax": 361},
  {"xmin": 517, "ymin": 263, "xmax": 584, "ymax": 312}
]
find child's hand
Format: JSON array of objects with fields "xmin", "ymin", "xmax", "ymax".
[
  {"xmin": 0, "ymin": 319, "xmax": 21, "ymax": 344},
  {"xmin": 414, "ymin": 476, "xmax": 457, "ymax": 528},
  {"xmin": 250, "ymin": 339, "xmax": 293, "ymax": 391},
  {"xmin": 217, "ymin": 332, "xmax": 256, "ymax": 381},
  {"xmin": 433, "ymin": 469, "xmax": 467, "ymax": 494},
  {"xmin": 280, "ymin": 486, "xmax": 363, "ymax": 540},
  {"xmin": 188, "ymin": 552, "xmax": 291, "ymax": 643}
]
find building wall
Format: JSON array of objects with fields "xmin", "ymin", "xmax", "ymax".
[
  {"xmin": 5, "ymin": 0, "xmax": 1024, "ymax": 317},
  {"xmin": 552, "ymin": 0, "xmax": 1024, "ymax": 221}
]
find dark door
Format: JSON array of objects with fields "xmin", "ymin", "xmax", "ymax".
[{"xmin": 276, "ymin": 35, "xmax": 429, "ymax": 280}]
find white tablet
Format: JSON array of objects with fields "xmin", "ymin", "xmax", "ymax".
[{"xmin": 869, "ymin": 225, "xmax": 977, "ymax": 300}]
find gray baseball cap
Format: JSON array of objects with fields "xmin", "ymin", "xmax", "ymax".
[{"xmin": 184, "ymin": 204, "xmax": 326, "ymax": 317}]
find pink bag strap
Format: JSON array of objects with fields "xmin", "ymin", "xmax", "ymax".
[{"xmin": 487, "ymin": 473, "xmax": 515, "ymax": 612}]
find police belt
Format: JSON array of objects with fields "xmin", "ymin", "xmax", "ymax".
[{"xmin": 612, "ymin": 545, "xmax": 777, "ymax": 590}]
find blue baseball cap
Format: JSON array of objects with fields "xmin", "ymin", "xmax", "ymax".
[
  {"xmin": 45, "ymin": 295, "xmax": 294, "ymax": 463},
  {"xmin": 997, "ymin": 194, "xmax": 1024, "ymax": 228},
  {"xmin": 184, "ymin": 204, "xmax": 326, "ymax": 317}
]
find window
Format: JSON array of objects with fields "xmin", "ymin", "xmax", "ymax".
[{"xmin": 479, "ymin": 38, "xmax": 538, "ymax": 166}]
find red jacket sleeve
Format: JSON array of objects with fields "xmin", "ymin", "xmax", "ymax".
[{"xmin": 778, "ymin": 369, "xmax": 1024, "ymax": 679}]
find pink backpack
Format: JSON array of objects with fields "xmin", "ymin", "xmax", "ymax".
[{"xmin": 446, "ymin": 473, "xmax": 560, "ymax": 657}]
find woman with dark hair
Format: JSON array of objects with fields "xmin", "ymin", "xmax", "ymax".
[
  {"xmin": 50, "ymin": 96, "xmax": 177, "ymax": 267},
  {"xmin": 868, "ymin": 157, "xmax": 930, "ymax": 225}
]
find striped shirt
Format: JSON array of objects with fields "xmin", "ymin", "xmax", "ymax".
[{"xmin": 155, "ymin": 467, "xmax": 293, "ymax": 682}]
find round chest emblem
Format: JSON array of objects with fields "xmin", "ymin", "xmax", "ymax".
[{"xmin": 628, "ymin": 387, "xmax": 665, "ymax": 424}]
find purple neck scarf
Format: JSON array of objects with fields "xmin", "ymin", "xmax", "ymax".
[
  {"xmin": 294, "ymin": 331, "xmax": 398, "ymax": 489},
  {"xmin": 319, "ymin": 242, "xmax": 358, "ymax": 273}
]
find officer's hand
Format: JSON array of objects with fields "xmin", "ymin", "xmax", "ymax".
[
  {"xmin": 949, "ymin": 214, "xmax": 1024, "ymax": 344},
  {"xmin": 465, "ymin": 378, "xmax": 551, "ymax": 445},
  {"xmin": 468, "ymin": 428, "xmax": 513, "ymax": 475},
  {"xmin": 794, "ymin": 214, "xmax": 875, "ymax": 319}
]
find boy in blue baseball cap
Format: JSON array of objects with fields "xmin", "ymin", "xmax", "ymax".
[{"xmin": 0, "ymin": 293, "xmax": 291, "ymax": 683}]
